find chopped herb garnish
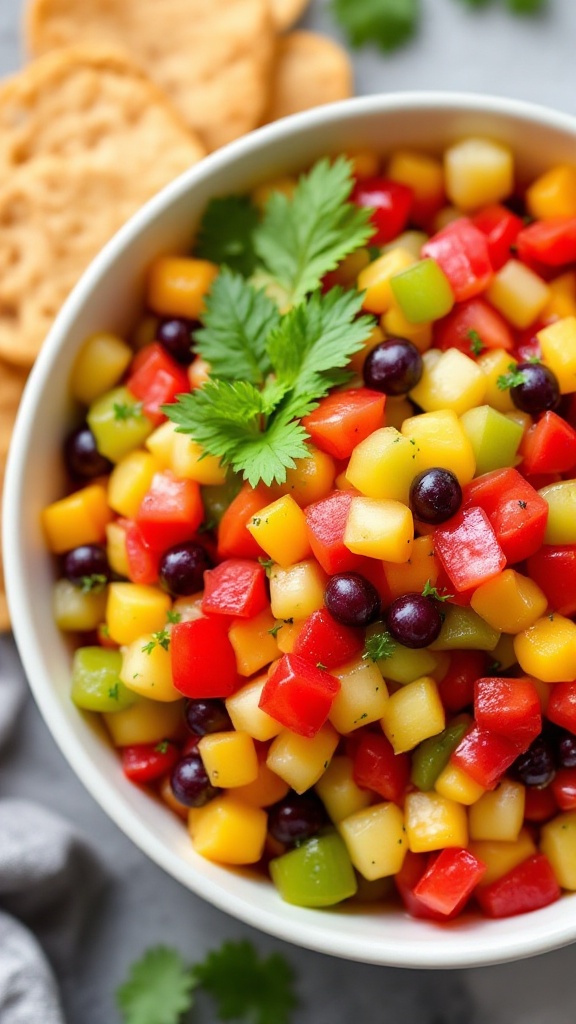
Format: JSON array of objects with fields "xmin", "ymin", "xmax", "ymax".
[
  {"xmin": 496, "ymin": 363, "xmax": 529, "ymax": 390},
  {"xmin": 79, "ymin": 573, "xmax": 108, "ymax": 593},
  {"xmin": 258, "ymin": 556, "xmax": 275, "ymax": 576},
  {"xmin": 363, "ymin": 629, "xmax": 397, "ymax": 662},
  {"xmin": 422, "ymin": 579, "xmax": 453, "ymax": 602},
  {"xmin": 141, "ymin": 628, "xmax": 171, "ymax": 654},
  {"xmin": 468, "ymin": 328, "xmax": 484, "ymax": 356},
  {"xmin": 113, "ymin": 400, "xmax": 144, "ymax": 420},
  {"xmin": 108, "ymin": 683, "xmax": 120, "ymax": 701},
  {"xmin": 331, "ymin": 0, "xmax": 420, "ymax": 51},
  {"xmin": 316, "ymin": 662, "xmax": 328, "ymax": 670},
  {"xmin": 268, "ymin": 622, "xmax": 284, "ymax": 639},
  {"xmin": 155, "ymin": 740, "xmax": 170, "ymax": 754},
  {"xmin": 166, "ymin": 609, "xmax": 182, "ymax": 624},
  {"xmin": 518, "ymin": 499, "xmax": 528, "ymax": 509}
]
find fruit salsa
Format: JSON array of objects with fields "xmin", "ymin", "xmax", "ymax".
[{"xmin": 42, "ymin": 137, "xmax": 576, "ymax": 922}]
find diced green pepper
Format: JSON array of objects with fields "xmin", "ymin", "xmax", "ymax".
[
  {"xmin": 87, "ymin": 386, "xmax": 154, "ymax": 463},
  {"xmin": 53, "ymin": 578, "xmax": 108, "ymax": 632},
  {"xmin": 460, "ymin": 405, "xmax": 524, "ymax": 476},
  {"xmin": 390, "ymin": 258, "xmax": 454, "ymax": 324},
  {"xmin": 200, "ymin": 474, "xmax": 243, "ymax": 528},
  {"xmin": 539, "ymin": 480, "xmax": 576, "ymax": 544},
  {"xmin": 411, "ymin": 716, "xmax": 471, "ymax": 791},
  {"xmin": 269, "ymin": 830, "xmax": 357, "ymax": 907},
  {"xmin": 367, "ymin": 629, "xmax": 438, "ymax": 684},
  {"xmin": 429, "ymin": 604, "xmax": 501, "ymax": 651},
  {"xmin": 71, "ymin": 646, "xmax": 137, "ymax": 712}
]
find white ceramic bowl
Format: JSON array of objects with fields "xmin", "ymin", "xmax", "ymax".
[{"xmin": 5, "ymin": 92, "xmax": 576, "ymax": 969}]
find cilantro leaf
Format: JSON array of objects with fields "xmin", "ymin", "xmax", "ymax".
[
  {"xmin": 467, "ymin": 329, "xmax": 484, "ymax": 357},
  {"xmin": 505, "ymin": 0, "xmax": 547, "ymax": 12},
  {"xmin": 141, "ymin": 628, "xmax": 171, "ymax": 654},
  {"xmin": 116, "ymin": 946, "xmax": 197, "ymax": 1024},
  {"xmin": 192, "ymin": 940, "xmax": 297, "ymax": 1024},
  {"xmin": 79, "ymin": 573, "xmax": 108, "ymax": 593},
  {"xmin": 194, "ymin": 194, "xmax": 259, "ymax": 277},
  {"xmin": 253, "ymin": 157, "xmax": 373, "ymax": 307},
  {"xmin": 454, "ymin": 0, "xmax": 492, "ymax": 7},
  {"xmin": 363, "ymin": 629, "xmax": 397, "ymax": 662},
  {"xmin": 331, "ymin": 0, "xmax": 420, "ymax": 51},
  {"xmin": 422, "ymin": 579, "xmax": 453, "ymax": 602},
  {"xmin": 195, "ymin": 269, "xmax": 280, "ymax": 384},
  {"xmin": 496, "ymin": 363, "xmax": 529, "ymax": 390}
]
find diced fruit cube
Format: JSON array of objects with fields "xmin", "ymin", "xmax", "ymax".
[
  {"xmin": 468, "ymin": 778, "xmax": 526, "ymax": 842},
  {"xmin": 410, "ymin": 348, "xmax": 486, "ymax": 416},
  {"xmin": 225, "ymin": 673, "xmax": 283, "ymax": 742},
  {"xmin": 120, "ymin": 634, "xmax": 181, "ymax": 701},
  {"xmin": 536, "ymin": 316, "xmax": 576, "ymax": 394},
  {"xmin": 259, "ymin": 654, "xmax": 340, "ymax": 738},
  {"xmin": 459, "ymin": 405, "xmax": 523, "ymax": 476},
  {"xmin": 103, "ymin": 696, "xmax": 183, "ymax": 747},
  {"xmin": 390, "ymin": 258, "xmax": 454, "ymax": 324},
  {"xmin": 266, "ymin": 722, "xmax": 339, "ymax": 793},
  {"xmin": 314, "ymin": 755, "xmax": 372, "ymax": 823},
  {"xmin": 108, "ymin": 450, "xmax": 161, "ymax": 518},
  {"xmin": 198, "ymin": 731, "xmax": 259, "ymax": 788},
  {"xmin": 435, "ymin": 763, "xmax": 486, "ymax": 805},
  {"xmin": 381, "ymin": 676, "xmax": 445, "ymax": 754},
  {"xmin": 53, "ymin": 578, "xmax": 108, "ymax": 632},
  {"xmin": 339, "ymin": 802, "xmax": 407, "ymax": 880},
  {"xmin": 188, "ymin": 795, "xmax": 267, "ymax": 865},
  {"xmin": 401, "ymin": 409, "xmax": 476, "ymax": 485},
  {"xmin": 70, "ymin": 332, "xmax": 133, "ymax": 406},
  {"xmin": 247, "ymin": 494, "xmax": 311, "ymax": 567},
  {"xmin": 202, "ymin": 559, "xmax": 268, "ymax": 618},
  {"xmin": 468, "ymin": 828, "xmax": 537, "ymax": 886},
  {"xmin": 106, "ymin": 582, "xmax": 171, "ymax": 645},
  {"xmin": 329, "ymin": 656, "xmax": 389, "ymax": 733},
  {"xmin": 269, "ymin": 559, "xmax": 327, "ymax": 620},
  {"xmin": 345, "ymin": 426, "xmax": 421, "ymax": 503},
  {"xmin": 404, "ymin": 791, "xmax": 468, "ymax": 852},
  {"xmin": 526, "ymin": 164, "xmax": 576, "ymax": 219},
  {"xmin": 71, "ymin": 647, "xmax": 136, "ymax": 712},
  {"xmin": 147, "ymin": 256, "xmax": 218, "ymax": 319},
  {"xmin": 487, "ymin": 260, "xmax": 550, "ymax": 329},
  {"xmin": 357, "ymin": 247, "xmax": 415, "ymax": 314},
  {"xmin": 344, "ymin": 496, "xmax": 413, "ymax": 562},
  {"xmin": 228, "ymin": 607, "xmax": 279, "ymax": 677},
  {"xmin": 470, "ymin": 569, "xmax": 548, "ymax": 634},
  {"xmin": 43, "ymin": 484, "xmax": 112, "ymax": 554},
  {"xmin": 474, "ymin": 853, "xmax": 560, "ymax": 918},
  {"xmin": 540, "ymin": 811, "xmax": 576, "ymax": 889},
  {"xmin": 514, "ymin": 613, "xmax": 576, "ymax": 683},
  {"xmin": 87, "ymin": 386, "xmax": 154, "ymax": 463},
  {"xmin": 444, "ymin": 137, "xmax": 514, "ymax": 211},
  {"xmin": 412, "ymin": 847, "xmax": 486, "ymax": 916},
  {"xmin": 539, "ymin": 480, "xmax": 576, "ymax": 545},
  {"xmin": 269, "ymin": 831, "xmax": 357, "ymax": 906}
]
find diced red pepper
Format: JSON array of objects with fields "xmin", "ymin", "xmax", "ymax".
[
  {"xmin": 258, "ymin": 653, "xmax": 340, "ymax": 738},
  {"xmin": 202, "ymin": 558, "xmax": 268, "ymax": 619},
  {"xmin": 302, "ymin": 389, "xmax": 386, "ymax": 461},
  {"xmin": 433, "ymin": 506, "xmax": 506, "ymax": 593},
  {"xmin": 551, "ymin": 768, "xmax": 576, "ymax": 811},
  {"xmin": 293, "ymin": 608, "xmax": 364, "ymax": 670},
  {"xmin": 434, "ymin": 297, "xmax": 513, "ymax": 356},
  {"xmin": 304, "ymin": 491, "xmax": 364, "ymax": 575},
  {"xmin": 475, "ymin": 853, "xmax": 561, "ymax": 918},
  {"xmin": 546, "ymin": 680, "xmax": 576, "ymax": 734},
  {"xmin": 450, "ymin": 724, "xmax": 520, "ymax": 789},
  {"xmin": 438, "ymin": 650, "xmax": 487, "ymax": 713},
  {"xmin": 524, "ymin": 784, "xmax": 558, "ymax": 823},
  {"xmin": 394, "ymin": 852, "xmax": 447, "ymax": 921},
  {"xmin": 351, "ymin": 177, "xmax": 414, "ymax": 245},
  {"xmin": 526, "ymin": 545, "xmax": 576, "ymax": 617},
  {"xmin": 421, "ymin": 218, "xmax": 494, "ymax": 301},
  {"xmin": 462, "ymin": 467, "xmax": 549, "ymax": 565},
  {"xmin": 474, "ymin": 676, "xmax": 542, "ymax": 751},
  {"xmin": 126, "ymin": 342, "xmax": 190, "ymax": 424},
  {"xmin": 472, "ymin": 203, "xmax": 523, "ymax": 270},
  {"xmin": 121, "ymin": 741, "xmax": 179, "ymax": 783},
  {"xmin": 516, "ymin": 216, "xmax": 576, "ymax": 267},
  {"xmin": 135, "ymin": 471, "xmax": 203, "ymax": 551},
  {"xmin": 519, "ymin": 411, "xmax": 576, "ymax": 476},
  {"xmin": 217, "ymin": 484, "xmax": 268, "ymax": 560},
  {"xmin": 171, "ymin": 617, "xmax": 238, "ymax": 698},
  {"xmin": 119, "ymin": 518, "xmax": 160, "ymax": 585},
  {"xmin": 353, "ymin": 731, "xmax": 410, "ymax": 805},
  {"xmin": 413, "ymin": 847, "xmax": 487, "ymax": 917},
  {"xmin": 513, "ymin": 324, "xmax": 543, "ymax": 364}
]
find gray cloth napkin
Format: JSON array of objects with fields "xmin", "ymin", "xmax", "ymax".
[{"xmin": 0, "ymin": 645, "xmax": 105, "ymax": 1024}]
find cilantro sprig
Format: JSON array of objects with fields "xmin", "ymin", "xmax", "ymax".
[
  {"xmin": 141, "ymin": 628, "xmax": 171, "ymax": 654},
  {"xmin": 496, "ymin": 363, "xmax": 529, "ymax": 391},
  {"xmin": 165, "ymin": 159, "xmax": 375, "ymax": 488},
  {"xmin": 363, "ymin": 628, "xmax": 397, "ymax": 662},
  {"xmin": 116, "ymin": 940, "xmax": 297, "ymax": 1024}
]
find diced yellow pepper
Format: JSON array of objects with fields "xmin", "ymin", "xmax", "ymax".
[
  {"xmin": 477, "ymin": 348, "xmax": 516, "ymax": 413},
  {"xmin": 344, "ymin": 496, "xmax": 413, "ymax": 562},
  {"xmin": 266, "ymin": 722, "xmax": 339, "ymax": 794},
  {"xmin": 70, "ymin": 332, "xmax": 133, "ymax": 406},
  {"xmin": 435, "ymin": 763, "xmax": 486, "ymax": 805},
  {"xmin": 147, "ymin": 256, "xmax": 218, "ymax": 319},
  {"xmin": 120, "ymin": 636, "xmax": 181, "ymax": 702},
  {"xmin": 444, "ymin": 137, "xmax": 514, "ymax": 211},
  {"xmin": 42, "ymin": 484, "xmax": 112, "ymax": 554},
  {"xmin": 225, "ymin": 673, "xmax": 283, "ymax": 742},
  {"xmin": 314, "ymin": 755, "xmax": 372, "ymax": 823},
  {"xmin": 514, "ymin": 613, "xmax": 576, "ymax": 682},
  {"xmin": 381, "ymin": 675, "xmax": 445, "ymax": 754},
  {"xmin": 247, "ymin": 494, "xmax": 311, "ymax": 567},
  {"xmin": 383, "ymin": 534, "xmax": 438, "ymax": 601},
  {"xmin": 275, "ymin": 620, "xmax": 304, "ymax": 654},
  {"xmin": 229, "ymin": 607, "xmax": 280, "ymax": 677},
  {"xmin": 526, "ymin": 164, "xmax": 576, "ymax": 219},
  {"xmin": 339, "ymin": 803, "xmax": 407, "ymax": 880},
  {"xmin": 537, "ymin": 316, "xmax": 576, "ymax": 394},
  {"xmin": 357, "ymin": 248, "xmax": 415, "ymax": 314},
  {"xmin": 541, "ymin": 272, "xmax": 576, "ymax": 321},
  {"xmin": 198, "ymin": 731, "xmax": 259, "ymax": 788},
  {"xmin": 405, "ymin": 791, "xmax": 468, "ymax": 852},
  {"xmin": 487, "ymin": 260, "xmax": 550, "ymax": 329},
  {"xmin": 540, "ymin": 811, "xmax": 576, "ymax": 890},
  {"xmin": 387, "ymin": 149, "xmax": 445, "ymax": 222},
  {"xmin": 468, "ymin": 829, "xmax": 537, "ymax": 886},
  {"xmin": 145, "ymin": 421, "xmax": 177, "ymax": 467},
  {"xmin": 264, "ymin": 447, "xmax": 336, "ymax": 508},
  {"xmin": 106, "ymin": 520, "xmax": 130, "ymax": 578},
  {"xmin": 108, "ymin": 450, "xmax": 160, "ymax": 518},
  {"xmin": 401, "ymin": 409, "xmax": 476, "ymax": 485},
  {"xmin": 104, "ymin": 696, "xmax": 183, "ymax": 746},
  {"xmin": 329, "ymin": 656, "xmax": 389, "ymax": 733},
  {"xmin": 345, "ymin": 426, "xmax": 420, "ymax": 504},
  {"xmin": 106, "ymin": 582, "xmax": 171, "ymax": 645},
  {"xmin": 468, "ymin": 778, "xmax": 526, "ymax": 843},
  {"xmin": 539, "ymin": 480, "xmax": 576, "ymax": 544},
  {"xmin": 470, "ymin": 569, "xmax": 548, "ymax": 634},
  {"xmin": 269, "ymin": 560, "xmax": 327, "ymax": 620},
  {"xmin": 410, "ymin": 348, "xmax": 486, "ymax": 416},
  {"xmin": 188, "ymin": 795, "xmax": 267, "ymax": 865},
  {"xmin": 170, "ymin": 433, "xmax": 227, "ymax": 484},
  {"xmin": 381, "ymin": 303, "xmax": 433, "ymax": 353}
]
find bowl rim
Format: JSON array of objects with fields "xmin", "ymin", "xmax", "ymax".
[{"xmin": 5, "ymin": 89, "xmax": 576, "ymax": 969}]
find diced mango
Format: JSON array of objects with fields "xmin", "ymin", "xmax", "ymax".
[
  {"xmin": 198, "ymin": 731, "xmax": 259, "ymax": 788},
  {"xmin": 147, "ymin": 256, "xmax": 218, "ymax": 319},
  {"xmin": 106, "ymin": 582, "xmax": 171, "ymax": 645},
  {"xmin": 232, "ymin": 757, "xmax": 290, "ymax": 807},
  {"xmin": 401, "ymin": 409, "xmax": 476, "ymax": 485},
  {"xmin": 119, "ymin": 635, "xmax": 181, "ymax": 701},
  {"xmin": 540, "ymin": 811, "xmax": 576, "ymax": 890},
  {"xmin": 269, "ymin": 560, "xmax": 327, "ymax": 621},
  {"xmin": 188, "ymin": 795, "xmax": 267, "ymax": 865},
  {"xmin": 444, "ymin": 137, "xmax": 514, "ymax": 211},
  {"xmin": 514, "ymin": 613, "xmax": 576, "ymax": 683},
  {"xmin": 344, "ymin": 496, "xmax": 413, "ymax": 562},
  {"xmin": 381, "ymin": 675, "xmax": 445, "ymax": 754},
  {"xmin": 357, "ymin": 248, "xmax": 415, "ymax": 314},
  {"xmin": 70, "ymin": 332, "xmax": 133, "ymax": 406},
  {"xmin": 104, "ymin": 696, "xmax": 183, "ymax": 746},
  {"xmin": 42, "ymin": 484, "xmax": 112, "ymax": 554},
  {"xmin": 405, "ymin": 791, "xmax": 468, "ymax": 852},
  {"xmin": 435, "ymin": 763, "xmax": 486, "ymax": 805},
  {"xmin": 170, "ymin": 433, "xmax": 227, "ymax": 484},
  {"xmin": 382, "ymin": 534, "xmax": 438, "ymax": 600},
  {"xmin": 541, "ymin": 272, "xmax": 576, "ymax": 321},
  {"xmin": 526, "ymin": 164, "xmax": 576, "ymax": 219},
  {"xmin": 477, "ymin": 348, "xmax": 516, "ymax": 413},
  {"xmin": 470, "ymin": 569, "xmax": 548, "ymax": 634},
  {"xmin": 339, "ymin": 803, "xmax": 407, "ymax": 880},
  {"xmin": 264, "ymin": 447, "xmax": 336, "ymax": 508},
  {"xmin": 329, "ymin": 656, "xmax": 389, "ymax": 733},
  {"xmin": 468, "ymin": 829, "xmax": 537, "ymax": 886},
  {"xmin": 266, "ymin": 722, "xmax": 339, "ymax": 794},
  {"xmin": 145, "ymin": 421, "xmax": 178, "ymax": 466},
  {"xmin": 387, "ymin": 149, "xmax": 444, "ymax": 223},
  {"xmin": 314, "ymin": 755, "xmax": 372, "ymax": 823},
  {"xmin": 248, "ymin": 494, "xmax": 311, "ymax": 567},
  {"xmin": 410, "ymin": 348, "xmax": 486, "ymax": 416},
  {"xmin": 487, "ymin": 260, "xmax": 550, "ymax": 329},
  {"xmin": 108, "ymin": 450, "xmax": 160, "ymax": 518},
  {"xmin": 537, "ymin": 317, "xmax": 576, "ymax": 394},
  {"xmin": 346, "ymin": 426, "xmax": 420, "ymax": 503},
  {"xmin": 229, "ymin": 607, "xmax": 279, "ymax": 677},
  {"xmin": 381, "ymin": 303, "xmax": 433, "ymax": 352},
  {"xmin": 468, "ymin": 779, "xmax": 526, "ymax": 842}
]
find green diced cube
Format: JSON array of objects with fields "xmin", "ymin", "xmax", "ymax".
[
  {"xmin": 87, "ymin": 386, "xmax": 154, "ymax": 463},
  {"xmin": 460, "ymin": 405, "xmax": 524, "ymax": 476},
  {"xmin": 71, "ymin": 646, "xmax": 137, "ymax": 712},
  {"xmin": 390, "ymin": 258, "xmax": 454, "ymax": 324}
]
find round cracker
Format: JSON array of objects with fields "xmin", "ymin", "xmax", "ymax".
[
  {"xmin": 0, "ymin": 48, "xmax": 205, "ymax": 366},
  {"xmin": 0, "ymin": 359, "xmax": 29, "ymax": 633},
  {"xmin": 269, "ymin": 0, "xmax": 311, "ymax": 31},
  {"xmin": 264, "ymin": 30, "xmax": 353, "ymax": 124},
  {"xmin": 26, "ymin": 0, "xmax": 275, "ymax": 152}
]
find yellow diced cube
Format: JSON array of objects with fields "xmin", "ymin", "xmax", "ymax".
[
  {"xmin": 329, "ymin": 656, "xmax": 389, "ymax": 733},
  {"xmin": 382, "ymin": 395, "xmax": 420, "ymax": 431},
  {"xmin": 229, "ymin": 607, "xmax": 279, "ymax": 677},
  {"xmin": 248, "ymin": 494, "xmax": 311, "ymax": 568},
  {"xmin": 42, "ymin": 484, "xmax": 112, "ymax": 554},
  {"xmin": 232, "ymin": 758, "xmax": 290, "ymax": 807},
  {"xmin": 387, "ymin": 149, "xmax": 444, "ymax": 220},
  {"xmin": 405, "ymin": 791, "xmax": 468, "ymax": 852},
  {"xmin": 314, "ymin": 755, "xmax": 372, "ymax": 823},
  {"xmin": 526, "ymin": 164, "xmax": 576, "ymax": 219},
  {"xmin": 401, "ymin": 409, "xmax": 476, "ymax": 485},
  {"xmin": 468, "ymin": 778, "xmax": 525, "ymax": 842},
  {"xmin": 266, "ymin": 447, "xmax": 336, "ymax": 508},
  {"xmin": 477, "ymin": 348, "xmax": 516, "ymax": 413},
  {"xmin": 539, "ymin": 480, "xmax": 576, "ymax": 545},
  {"xmin": 381, "ymin": 303, "xmax": 433, "ymax": 353},
  {"xmin": 171, "ymin": 592, "xmax": 204, "ymax": 622},
  {"xmin": 266, "ymin": 722, "xmax": 339, "ymax": 794},
  {"xmin": 52, "ymin": 578, "xmax": 107, "ymax": 632},
  {"xmin": 410, "ymin": 348, "xmax": 486, "ymax": 416},
  {"xmin": 147, "ymin": 256, "xmax": 218, "ymax": 319},
  {"xmin": 269, "ymin": 560, "xmax": 326, "ymax": 621},
  {"xmin": 188, "ymin": 795, "xmax": 267, "ymax": 865},
  {"xmin": 344, "ymin": 496, "xmax": 413, "ymax": 562},
  {"xmin": 435, "ymin": 763, "xmax": 486, "ymax": 805},
  {"xmin": 145, "ymin": 421, "xmax": 178, "ymax": 467},
  {"xmin": 514, "ymin": 613, "xmax": 576, "ymax": 683},
  {"xmin": 345, "ymin": 426, "xmax": 420, "ymax": 504},
  {"xmin": 540, "ymin": 811, "xmax": 576, "ymax": 890},
  {"xmin": 487, "ymin": 259, "xmax": 550, "ymax": 329},
  {"xmin": 198, "ymin": 731, "xmax": 259, "ymax": 788},
  {"xmin": 382, "ymin": 230, "xmax": 429, "ymax": 260},
  {"xmin": 541, "ymin": 272, "xmax": 576, "ymax": 321},
  {"xmin": 444, "ymin": 137, "xmax": 514, "ymax": 211},
  {"xmin": 537, "ymin": 316, "xmax": 576, "ymax": 394},
  {"xmin": 381, "ymin": 675, "xmax": 445, "ymax": 754},
  {"xmin": 70, "ymin": 331, "xmax": 133, "ymax": 406},
  {"xmin": 170, "ymin": 433, "xmax": 227, "ymax": 484},
  {"xmin": 383, "ymin": 534, "xmax": 438, "ymax": 600},
  {"xmin": 468, "ymin": 829, "xmax": 537, "ymax": 886},
  {"xmin": 357, "ymin": 248, "xmax": 415, "ymax": 314},
  {"xmin": 470, "ymin": 569, "xmax": 548, "ymax": 634},
  {"xmin": 106, "ymin": 582, "xmax": 171, "ymax": 645},
  {"xmin": 275, "ymin": 619, "xmax": 304, "ymax": 654},
  {"xmin": 104, "ymin": 696, "xmax": 184, "ymax": 746},
  {"xmin": 108, "ymin": 450, "xmax": 160, "ymax": 518},
  {"xmin": 225, "ymin": 673, "xmax": 283, "ymax": 742},
  {"xmin": 120, "ymin": 636, "xmax": 181, "ymax": 702},
  {"xmin": 339, "ymin": 802, "xmax": 407, "ymax": 880}
]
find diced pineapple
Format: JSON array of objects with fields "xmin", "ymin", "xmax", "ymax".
[
  {"xmin": 269, "ymin": 560, "xmax": 326, "ymax": 620},
  {"xmin": 188, "ymin": 795, "xmax": 267, "ymax": 864},
  {"xmin": 435, "ymin": 763, "xmax": 486, "ymax": 805},
  {"xmin": 405, "ymin": 791, "xmax": 468, "ymax": 852},
  {"xmin": 401, "ymin": 408, "xmax": 476, "ymax": 485},
  {"xmin": 329, "ymin": 657, "xmax": 389, "ymax": 733},
  {"xmin": 357, "ymin": 248, "xmax": 415, "ymax": 314},
  {"xmin": 198, "ymin": 731, "xmax": 259, "ymax": 788},
  {"xmin": 444, "ymin": 137, "xmax": 514, "ymax": 211},
  {"xmin": 104, "ymin": 696, "xmax": 183, "ymax": 746},
  {"xmin": 145, "ymin": 421, "xmax": 177, "ymax": 466},
  {"xmin": 266, "ymin": 722, "xmax": 339, "ymax": 794},
  {"xmin": 540, "ymin": 811, "xmax": 576, "ymax": 889},
  {"xmin": 229, "ymin": 607, "xmax": 279, "ymax": 677},
  {"xmin": 247, "ymin": 494, "xmax": 311, "ymax": 567},
  {"xmin": 381, "ymin": 676, "xmax": 445, "ymax": 754},
  {"xmin": 410, "ymin": 348, "xmax": 486, "ymax": 416},
  {"xmin": 468, "ymin": 829, "xmax": 537, "ymax": 886},
  {"xmin": 108, "ymin": 450, "xmax": 160, "ymax": 518},
  {"xmin": 344, "ymin": 496, "xmax": 413, "ymax": 562},
  {"xmin": 106, "ymin": 582, "xmax": 171, "ymax": 645},
  {"xmin": 106, "ymin": 521, "xmax": 130, "ymax": 578},
  {"xmin": 70, "ymin": 331, "xmax": 133, "ymax": 406},
  {"xmin": 52, "ymin": 578, "xmax": 108, "ymax": 632},
  {"xmin": 487, "ymin": 260, "xmax": 550, "ymax": 329},
  {"xmin": 537, "ymin": 317, "xmax": 576, "ymax": 394},
  {"xmin": 120, "ymin": 635, "xmax": 181, "ymax": 701},
  {"xmin": 171, "ymin": 433, "xmax": 227, "ymax": 484},
  {"xmin": 381, "ymin": 303, "xmax": 433, "ymax": 352},
  {"xmin": 232, "ymin": 757, "xmax": 290, "ymax": 807},
  {"xmin": 526, "ymin": 164, "xmax": 576, "ymax": 219},
  {"xmin": 468, "ymin": 778, "xmax": 526, "ymax": 842},
  {"xmin": 477, "ymin": 349, "xmax": 516, "ymax": 413},
  {"xmin": 225, "ymin": 673, "xmax": 283, "ymax": 742},
  {"xmin": 339, "ymin": 803, "xmax": 407, "ymax": 880},
  {"xmin": 345, "ymin": 426, "xmax": 420, "ymax": 504},
  {"xmin": 314, "ymin": 755, "xmax": 372, "ymax": 823}
]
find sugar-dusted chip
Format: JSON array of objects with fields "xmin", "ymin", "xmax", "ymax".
[
  {"xmin": 264, "ymin": 30, "xmax": 353, "ymax": 123},
  {"xmin": 26, "ymin": 0, "xmax": 275, "ymax": 151}
]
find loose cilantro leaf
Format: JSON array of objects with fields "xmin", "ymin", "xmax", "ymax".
[
  {"xmin": 116, "ymin": 946, "xmax": 197, "ymax": 1024},
  {"xmin": 363, "ymin": 629, "xmax": 397, "ymax": 661},
  {"xmin": 166, "ymin": 609, "xmax": 181, "ymax": 624},
  {"xmin": 331, "ymin": 0, "xmax": 420, "ymax": 51},
  {"xmin": 79, "ymin": 573, "xmax": 108, "ymax": 593},
  {"xmin": 114, "ymin": 400, "xmax": 144, "ymax": 421},
  {"xmin": 194, "ymin": 269, "xmax": 280, "ymax": 384},
  {"xmin": 467, "ymin": 329, "xmax": 484, "ymax": 356},
  {"xmin": 253, "ymin": 157, "xmax": 373, "ymax": 307},
  {"xmin": 194, "ymin": 195, "xmax": 260, "ymax": 277},
  {"xmin": 422, "ymin": 579, "xmax": 453, "ymax": 602},
  {"xmin": 192, "ymin": 940, "xmax": 297, "ymax": 1024},
  {"xmin": 141, "ymin": 628, "xmax": 171, "ymax": 654},
  {"xmin": 496, "ymin": 363, "xmax": 529, "ymax": 390}
]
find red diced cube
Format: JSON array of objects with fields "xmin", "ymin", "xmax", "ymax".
[{"xmin": 259, "ymin": 654, "xmax": 340, "ymax": 738}]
